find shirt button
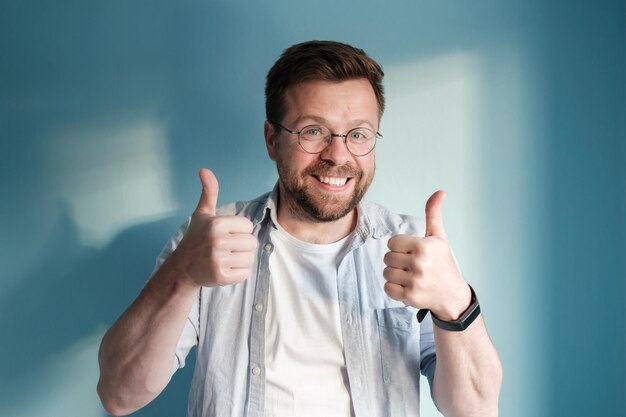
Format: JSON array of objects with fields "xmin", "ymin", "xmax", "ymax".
[
  {"xmin": 264, "ymin": 243, "xmax": 273, "ymax": 252},
  {"xmin": 255, "ymin": 303, "xmax": 264, "ymax": 312},
  {"xmin": 251, "ymin": 367, "xmax": 261, "ymax": 376}
]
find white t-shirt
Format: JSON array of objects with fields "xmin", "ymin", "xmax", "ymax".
[{"xmin": 264, "ymin": 218, "xmax": 354, "ymax": 417}]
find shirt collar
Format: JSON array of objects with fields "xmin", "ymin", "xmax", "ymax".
[
  {"xmin": 252, "ymin": 183, "xmax": 392, "ymax": 242},
  {"xmin": 248, "ymin": 183, "xmax": 278, "ymax": 229}
]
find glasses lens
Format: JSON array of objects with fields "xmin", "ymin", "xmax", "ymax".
[
  {"xmin": 346, "ymin": 127, "xmax": 377, "ymax": 156},
  {"xmin": 299, "ymin": 125, "xmax": 331, "ymax": 153}
]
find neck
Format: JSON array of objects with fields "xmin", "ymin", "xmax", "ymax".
[{"xmin": 275, "ymin": 195, "xmax": 357, "ymax": 245}]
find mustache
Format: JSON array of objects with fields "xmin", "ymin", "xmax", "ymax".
[{"xmin": 303, "ymin": 160, "xmax": 361, "ymax": 178}]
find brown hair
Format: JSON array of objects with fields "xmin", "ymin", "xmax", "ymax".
[{"xmin": 265, "ymin": 40, "xmax": 385, "ymax": 123}]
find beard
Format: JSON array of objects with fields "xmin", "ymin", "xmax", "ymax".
[{"xmin": 276, "ymin": 158, "xmax": 375, "ymax": 223}]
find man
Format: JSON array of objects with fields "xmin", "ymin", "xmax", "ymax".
[{"xmin": 97, "ymin": 40, "xmax": 502, "ymax": 417}]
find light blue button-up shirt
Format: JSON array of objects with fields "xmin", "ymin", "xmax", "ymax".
[{"xmin": 156, "ymin": 188, "xmax": 437, "ymax": 417}]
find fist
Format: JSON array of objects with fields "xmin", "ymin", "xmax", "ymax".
[
  {"xmin": 383, "ymin": 191, "xmax": 471, "ymax": 321},
  {"xmin": 173, "ymin": 168, "xmax": 258, "ymax": 287}
]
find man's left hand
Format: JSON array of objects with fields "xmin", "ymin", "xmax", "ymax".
[{"xmin": 383, "ymin": 191, "xmax": 471, "ymax": 321}]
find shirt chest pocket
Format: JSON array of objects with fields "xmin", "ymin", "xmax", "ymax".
[{"xmin": 375, "ymin": 307, "xmax": 421, "ymax": 386}]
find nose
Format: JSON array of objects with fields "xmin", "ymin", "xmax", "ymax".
[{"xmin": 319, "ymin": 134, "xmax": 352, "ymax": 165}]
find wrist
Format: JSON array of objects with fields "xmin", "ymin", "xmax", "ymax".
[
  {"xmin": 159, "ymin": 250, "xmax": 202, "ymax": 291},
  {"xmin": 433, "ymin": 282, "xmax": 473, "ymax": 321},
  {"xmin": 430, "ymin": 284, "xmax": 481, "ymax": 332}
]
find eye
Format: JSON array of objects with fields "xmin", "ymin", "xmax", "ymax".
[
  {"xmin": 302, "ymin": 126, "xmax": 322, "ymax": 136},
  {"xmin": 348, "ymin": 128, "xmax": 372, "ymax": 142},
  {"xmin": 300, "ymin": 126, "xmax": 327, "ymax": 140}
]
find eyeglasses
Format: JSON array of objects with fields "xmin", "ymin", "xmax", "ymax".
[{"xmin": 271, "ymin": 121, "xmax": 381, "ymax": 157}]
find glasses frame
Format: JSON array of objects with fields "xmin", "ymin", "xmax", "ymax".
[{"xmin": 270, "ymin": 121, "xmax": 382, "ymax": 157}]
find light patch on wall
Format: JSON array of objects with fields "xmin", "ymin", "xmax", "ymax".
[
  {"xmin": 43, "ymin": 116, "xmax": 179, "ymax": 247},
  {"xmin": 369, "ymin": 51, "xmax": 482, "ymax": 271},
  {"xmin": 0, "ymin": 327, "xmax": 106, "ymax": 417}
]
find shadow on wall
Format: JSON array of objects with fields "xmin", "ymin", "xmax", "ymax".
[
  {"xmin": 0, "ymin": 205, "xmax": 195, "ymax": 416},
  {"xmin": 1, "ymin": 1, "xmax": 282, "ymax": 415}
]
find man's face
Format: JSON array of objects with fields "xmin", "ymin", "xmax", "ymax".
[{"xmin": 265, "ymin": 78, "xmax": 379, "ymax": 222}]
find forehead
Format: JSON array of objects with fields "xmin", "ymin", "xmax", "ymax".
[{"xmin": 282, "ymin": 79, "xmax": 379, "ymax": 128}]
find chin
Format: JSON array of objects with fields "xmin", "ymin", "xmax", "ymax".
[{"xmin": 298, "ymin": 192, "xmax": 361, "ymax": 222}]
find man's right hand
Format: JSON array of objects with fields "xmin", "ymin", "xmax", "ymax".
[
  {"xmin": 173, "ymin": 168, "xmax": 258, "ymax": 287},
  {"xmin": 98, "ymin": 167, "xmax": 255, "ymax": 415}
]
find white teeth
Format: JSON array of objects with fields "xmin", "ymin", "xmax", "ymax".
[{"xmin": 318, "ymin": 176, "xmax": 348, "ymax": 186}]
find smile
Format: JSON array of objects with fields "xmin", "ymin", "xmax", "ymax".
[{"xmin": 315, "ymin": 175, "xmax": 350, "ymax": 186}]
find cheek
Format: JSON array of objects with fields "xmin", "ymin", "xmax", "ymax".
[
  {"xmin": 276, "ymin": 139, "xmax": 302, "ymax": 162},
  {"xmin": 286, "ymin": 151, "xmax": 317, "ymax": 171},
  {"xmin": 277, "ymin": 149, "xmax": 310, "ymax": 177},
  {"xmin": 358, "ymin": 156, "xmax": 376, "ymax": 177}
]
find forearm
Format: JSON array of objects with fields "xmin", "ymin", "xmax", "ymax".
[
  {"xmin": 97, "ymin": 254, "xmax": 199, "ymax": 416},
  {"xmin": 432, "ymin": 315, "xmax": 502, "ymax": 417}
]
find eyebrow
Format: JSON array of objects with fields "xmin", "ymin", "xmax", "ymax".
[{"xmin": 293, "ymin": 115, "xmax": 376, "ymax": 130}]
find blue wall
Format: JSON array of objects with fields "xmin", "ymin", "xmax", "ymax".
[
  {"xmin": 542, "ymin": 2, "xmax": 625, "ymax": 415},
  {"xmin": 1, "ymin": 1, "xmax": 624, "ymax": 416}
]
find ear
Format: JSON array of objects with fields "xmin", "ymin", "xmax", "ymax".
[{"xmin": 264, "ymin": 120, "xmax": 277, "ymax": 161}]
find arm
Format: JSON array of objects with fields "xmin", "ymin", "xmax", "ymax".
[
  {"xmin": 97, "ymin": 169, "xmax": 257, "ymax": 416},
  {"xmin": 431, "ymin": 314, "xmax": 502, "ymax": 417},
  {"xmin": 383, "ymin": 191, "xmax": 502, "ymax": 416},
  {"xmin": 97, "ymin": 256, "xmax": 200, "ymax": 416}
]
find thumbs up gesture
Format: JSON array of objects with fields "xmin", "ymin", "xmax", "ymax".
[
  {"xmin": 383, "ymin": 191, "xmax": 471, "ymax": 321},
  {"xmin": 172, "ymin": 168, "xmax": 258, "ymax": 287}
]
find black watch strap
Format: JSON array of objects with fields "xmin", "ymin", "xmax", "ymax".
[{"xmin": 416, "ymin": 284, "xmax": 481, "ymax": 332}]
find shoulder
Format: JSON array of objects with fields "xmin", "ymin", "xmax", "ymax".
[
  {"xmin": 216, "ymin": 191, "xmax": 272, "ymax": 221},
  {"xmin": 360, "ymin": 200, "xmax": 425, "ymax": 237}
]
